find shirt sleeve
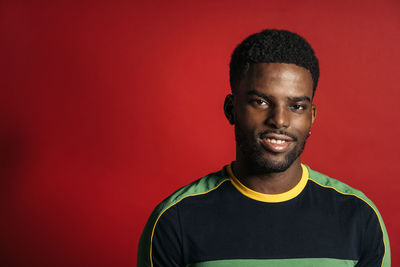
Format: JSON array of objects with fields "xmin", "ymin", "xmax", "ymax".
[
  {"xmin": 137, "ymin": 205, "xmax": 183, "ymax": 267},
  {"xmin": 356, "ymin": 202, "xmax": 390, "ymax": 267}
]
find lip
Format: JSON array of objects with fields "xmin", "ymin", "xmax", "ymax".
[
  {"xmin": 259, "ymin": 134, "xmax": 294, "ymax": 153},
  {"xmin": 262, "ymin": 133, "xmax": 294, "ymax": 141}
]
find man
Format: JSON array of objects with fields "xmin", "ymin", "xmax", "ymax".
[{"xmin": 137, "ymin": 29, "xmax": 390, "ymax": 266}]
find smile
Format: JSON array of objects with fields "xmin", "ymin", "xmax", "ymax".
[
  {"xmin": 267, "ymin": 138, "xmax": 286, "ymax": 144},
  {"xmin": 261, "ymin": 137, "xmax": 292, "ymax": 152}
]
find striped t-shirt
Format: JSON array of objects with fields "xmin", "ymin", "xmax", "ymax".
[{"xmin": 138, "ymin": 164, "xmax": 390, "ymax": 267}]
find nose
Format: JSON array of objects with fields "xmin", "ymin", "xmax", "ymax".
[{"xmin": 266, "ymin": 105, "xmax": 289, "ymax": 129}]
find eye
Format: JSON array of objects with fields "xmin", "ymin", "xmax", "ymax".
[
  {"xmin": 256, "ymin": 99, "xmax": 267, "ymax": 106},
  {"xmin": 292, "ymin": 104, "xmax": 305, "ymax": 110},
  {"xmin": 249, "ymin": 98, "xmax": 270, "ymax": 109}
]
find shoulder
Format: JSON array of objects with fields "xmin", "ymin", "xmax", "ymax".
[
  {"xmin": 305, "ymin": 165, "xmax": 369, "ymax": 200},
  {"xmin": 305, "ymin": 164, "xmax": 382, "ymax": 215},
  {"xmin": 304, "ymin": 164, "xmax": 391, "ymax": 267},
  {"xmin": 137, "ymin": 166, "xmax": 230, "ymax": 266},
  {"xmin": 304, "ymin": 164, "xmax": 385, "ymax": 227},
  {"xmin": 146, "ymin": 166, "xmax": 231, "ymax": 234},
  {"xmin": 153, "ymin": 167, "xmax": 230, "ymax": 217}
]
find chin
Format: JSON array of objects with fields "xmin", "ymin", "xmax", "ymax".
[
  {"xmin": 258, "ymin": 157, "xmax": 293, "ymax": 173},
  {"xmin": 251, "ymin": 145, "xmax": 302, "ymax": 173},
  {"xmin": 236, "ymin": 129, "xmax": 307, "ymax": 174},
  {"xmin": 241, "ymin": 151, "xmax": 293, "ymax": 174}
]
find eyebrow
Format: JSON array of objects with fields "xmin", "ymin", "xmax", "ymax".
[
  {"xmin": 247, "ymin": 90, "xmax": 311, "ymax": 103},
  {"xmin": 289, "ymin": 96, "xmax": 311, "ymax": 103},
  {"xmin": 247, "ymin": 90, "xmax": 270, "ymax": 100}
]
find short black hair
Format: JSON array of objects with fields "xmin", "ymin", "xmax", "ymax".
[{"xmin": 229, "ymin": 29, "xmax": 319, "ymax": 96}]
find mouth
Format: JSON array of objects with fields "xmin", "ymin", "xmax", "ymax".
[{"xmin": 259, "ymin": 133, "xmax": 295, "ymax": 153}]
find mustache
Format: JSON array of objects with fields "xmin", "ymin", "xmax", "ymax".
[{"xmin": 258, "ymin": 130, "xmax": 298, "ymax": 141}]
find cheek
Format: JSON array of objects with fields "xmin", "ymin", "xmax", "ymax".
[
  {"xmin": 292, "ymin": 117, "xmax": 313, "ymax": 136},
  {"xmin": 237, "ymin": 110, "xmax": 265, "ymax": 133}
]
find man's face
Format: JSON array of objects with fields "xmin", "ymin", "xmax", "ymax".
[{"xmin": 228, "ymin": 63, "xmax": 316, "ymax": 173}]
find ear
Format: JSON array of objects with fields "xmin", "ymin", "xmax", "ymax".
[
  {"xmin": 311, "ymin": 104, "xmax": 317, "ymax": 125},
  {"xmin": 224, "ymin": 94, "xmax": 235, "ymax": 125}
]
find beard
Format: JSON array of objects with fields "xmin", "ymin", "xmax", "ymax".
[{"xmin": 235, "ymin": 124, "xmax": 308, "ymax": 174}]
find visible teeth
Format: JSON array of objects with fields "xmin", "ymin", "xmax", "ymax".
[{"xmin": 267, "ymin": 138, "xmax": 286, "ymax": 144}]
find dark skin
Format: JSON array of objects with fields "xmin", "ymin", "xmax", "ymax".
[{"xmin": 224, "ymin": 63, "xmax": 316, "ymax": 194}]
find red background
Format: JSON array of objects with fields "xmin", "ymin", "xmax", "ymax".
[{"xmin": 1, "ymin": 0, "xmax": 399, "ymax": 266}]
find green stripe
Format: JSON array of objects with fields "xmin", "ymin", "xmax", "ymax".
[
  {"xmin": 306, "ymin": 165, "xmax": 391, "ymax": 267},
  {"xmin": 187, "ymin": 258, "xmax": 358, "ymax": 267},
  {"xmin": 137, "ymin": 169, "xmax": 229, "ymax": 267}
]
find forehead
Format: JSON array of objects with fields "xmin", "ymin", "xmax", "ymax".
[{"xmin": 239, "ymin": 63, "xmax": 314, "ymax": 98}]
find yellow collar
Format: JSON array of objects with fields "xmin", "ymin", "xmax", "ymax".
[{"xmin": 226, "ymin": 164, "xmax": 309, "ymax": 203}]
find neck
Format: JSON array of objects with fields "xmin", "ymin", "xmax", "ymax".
[{"xmin": 231, "ymin": 158, "xmax": 303, "ymax": 194}]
